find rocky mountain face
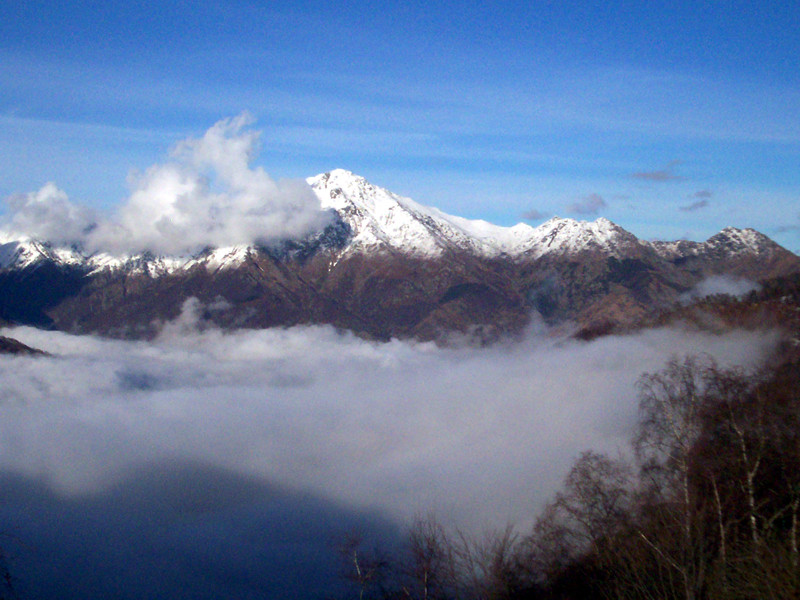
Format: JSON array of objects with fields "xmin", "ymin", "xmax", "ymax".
[
  {"xmin": 0, "ymin": 170, "xmax": 797, "ymax": 343},
  {"xmin": 0, "ymin": 335, "xmax": 45, "ymax": 355}
]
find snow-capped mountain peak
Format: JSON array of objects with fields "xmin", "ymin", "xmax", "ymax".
[
  {"xmin": 518, "ymin": 216, "xmax": 641, "ymax": 258},
  {"xmin": 650, "ymin": 227, "xmax": 783, "ymax": 262},
  {"xmin": 0, "ymin": 169, "xmax": 795, "ymax": 343},
  {"xmin": 709, "ymin": 227, "xmax": 776, "ymax": 255},
  {"xmin": 308, "ymin": 170, "xmax": 637, "ymax": 258},
  {"xmin": 0, "ymin": 170, "xmax": 791, "ymax": 277},
  {"xmin": 0, "ymin": 238, "xmax": 85, "ymax": 270},
  {"xmin": 308, "ymin": 169, "xmax": 476, "ymax": 256}
]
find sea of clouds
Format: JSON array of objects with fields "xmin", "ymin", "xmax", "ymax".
[{"xmin": 0, "ymin": 312, "xmax": 780, "ymax": 598}]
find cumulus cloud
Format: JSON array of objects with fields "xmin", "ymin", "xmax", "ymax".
[
  {"xmin": 2, "ymin": 114, "xmax": 331, "ymax": 255},
  {"xmin": 632, "ymin": 160, "xmax": 684, "ymax": 182},
  {"xmin": 680, "ymin": 274, "xmax": 761, "ymax": 302},
  {"xmin": 567, "ymin": 193, "xmax": 607, "ymax": 215},
  {"xmin": 3, "ymin": 182, "xmax": 97, "ymax": 245}
]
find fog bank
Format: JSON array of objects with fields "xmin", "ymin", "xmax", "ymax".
[
  {"xmin": 0, "ymin": 321, "xmax": 780, "ymax": 597},
  {"xmin": 1, "ymin": 322, "xmax": 778, "ymax": 525}
]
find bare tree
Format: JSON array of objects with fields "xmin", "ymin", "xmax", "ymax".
[
  {"xmin": 338, "ymin": 532, "xmax": 391, "ymax": 600},
  {"xmin": 525, "ymin": 450, "xmax": 632, "ymax": 598},
  {"xmin": 634, "ymin": 355, "xmax": 715, "ymax": 600},
  {"xmin": 450, "ymin": 524, "xmax": 527, "ymax": 600},
  {"xmin": 402, "ymin": 514, "xmax": 456, "ymax": 600}
]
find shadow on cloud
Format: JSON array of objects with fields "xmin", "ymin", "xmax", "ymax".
[{"xmin": 0, "ymin": 460, "xmax": 398, "ymax": 600}]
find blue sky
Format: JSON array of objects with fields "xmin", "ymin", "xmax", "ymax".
[{"xmin": 1, "ymin": 0, "xmax": 799, "ymax": 250}]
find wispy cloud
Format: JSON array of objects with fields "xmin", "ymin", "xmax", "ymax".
[
  {"xmin": 680, "ymin": 275, "xmax": 760, "ymax": 302},
  {"xmin": 567, "ymin": 193, "xmax": 607, "ymax": 215},
  {"xmin": 521, "ymin": 208, "xmax": 548, "ymax": 221},
  {"xmin": 680, "ymin": 199, "xmax": 709, "ymax": 212},
  {"xmin": 632, "ymin": 160, "xmax": 684, "ymax": 182}
]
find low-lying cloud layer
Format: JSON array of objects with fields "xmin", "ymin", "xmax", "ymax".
[
  {"xmin": 681, "ymin": 274, "xmax": 761, "ymax": 302},
  {"xmin": 0, "ymin": 318, "xmax": 780, "ymax": 597},
  {"xmin": 1, "ymin": 321, "xmax": 778, "ymax": 523},
  {"xmin": 2, "ymin": 114, "xmax": 330, "ymax": 255}
]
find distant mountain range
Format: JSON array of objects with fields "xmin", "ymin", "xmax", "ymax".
[{"xmin": 1, "ymin": 169, "xmax": 798, "ymax": 342}]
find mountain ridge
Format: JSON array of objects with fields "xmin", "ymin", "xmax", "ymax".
[
  {"xmin": 0, "ymin": 170, "xmax": 797, "ymax": 342},
  {"xmin": 0, "ymin": 169, "xmax": 792, "ymax": 272}
]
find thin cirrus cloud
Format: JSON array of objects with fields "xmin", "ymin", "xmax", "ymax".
[
  {"xmin": 680, "ymin": 199, "xmax": 710, "ymax": 212},
  {"xmin": 521, "ymin": 208, "xmax": 549, "ymax": 221},
  {"xmin": 679, "ymin": 189, "xmax": 713, "ymax": 212},
  {"xmin": 566, "ymin": 193, "xmax": 607, "ymax": 215},
  {"xmin": 632, "ymin": 160, "xmax": 684, "ymax": 182}
]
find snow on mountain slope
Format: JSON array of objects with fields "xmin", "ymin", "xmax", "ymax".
[
  {"xmin": 308, "ymin": 169, "xmax": 503, "ymax": 256},
  {"xmin": 308, "ymin": 169, "xmax": 645, "ymax": 259},
  {"xmin": 185, "ymin": 246, "xmax": 253, "ymax": 273},
  {"xmin": 705, "ymin": 227, "xmax": 782, "ymax": 256},
  {"xmin": 0, "ymin": 237, "xmax": 191, "ymax": 276},
  {"xmin": 0, "ymin": 238, "xmax": 84, "ymax": 270},
  {"xmin": 650, "ymin": 227, "xmax": 784, "ymax": 261},
  {"xmin": 0, "ymin": 169, "xmax": 791, "ymax": 276},
  {"xmin": 0, "ymin": 233, "xmax": 253, "ymax": 276},
  {"xmin": 523, "ymin": 216, "xmax": 644, "ymax": 259}
]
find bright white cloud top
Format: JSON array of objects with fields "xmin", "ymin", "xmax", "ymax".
[{"xmin": 3, "ymin": 115, "xmax": 331, "ymax": 255}]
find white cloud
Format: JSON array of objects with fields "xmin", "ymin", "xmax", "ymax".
[
  {"xmin": 0, "ymin": 317, "xmax": 780, "ymax": 597},
  {"xmin": 0, "ymin": 319, "xmax": 779, "ymax": 529},
  {"xmin": 681, "ymin": 274, "xmax": 760, "ymax": 302},
  {"xmin": 3, "ymin": 182, "xmax": 97, "ymax": 245},
  {"xmin": 2, "ymin": 114, "xmax": 332, "ymax": 255}
]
